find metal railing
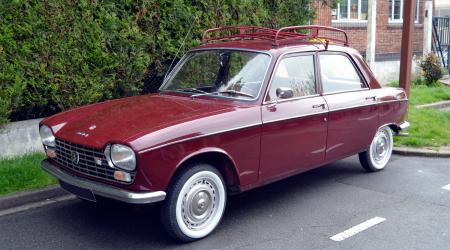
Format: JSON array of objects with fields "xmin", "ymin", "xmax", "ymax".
[{"xmin": 432, "ymin": 17, "xmax": 450, "ymax": 73}]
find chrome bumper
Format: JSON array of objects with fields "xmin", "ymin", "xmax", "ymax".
[
  {"xmin": 41, "ymin": 160, "xmax": 166, "ymax": 204},
  {"xmin": 399, "ymin": 121, "xmax": 410, "ymax": 130}
]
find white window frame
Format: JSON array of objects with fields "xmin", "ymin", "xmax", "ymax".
[
  {"xmin": 388, "ymin": 0, "xmax": 420, "ymax": 24},
  {"xmin": 332, "ymin": 0, "xmax": 368, "ymax": 23}
]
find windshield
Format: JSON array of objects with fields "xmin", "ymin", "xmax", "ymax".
[{"xmin": 161, "ymin": 50, "xmax": 271, "ymax": 100}]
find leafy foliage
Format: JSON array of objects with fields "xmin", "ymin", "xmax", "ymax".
[
  {"xmin": 419, "ymin": 53, "xmax": 445, "ymax": 85},
  {"xmin": 0, "ymin": 0, "xmax": 338, "ymax": 125}
]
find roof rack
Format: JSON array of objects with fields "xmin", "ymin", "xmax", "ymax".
[
  {"xmin": 201, "ymin": 25, "xmax": 349, "ymax": 48},
  {"xmin": 201, "ymin": 26, "xmax": 278, "ymax": 44}
]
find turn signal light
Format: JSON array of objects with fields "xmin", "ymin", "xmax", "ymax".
[{"xmin": 114, "ymin": 170, "xmax": 131, "ymax": 182}]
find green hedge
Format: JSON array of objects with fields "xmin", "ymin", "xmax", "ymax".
[{"xmin": 0, "ymin": 0, "xmax": 336, "ymax": 125}]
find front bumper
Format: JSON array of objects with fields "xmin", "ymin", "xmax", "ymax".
[{"xmin": 41, "ymin": 160, "xmax": 166, "ymax": 204}]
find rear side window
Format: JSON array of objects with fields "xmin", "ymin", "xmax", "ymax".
[
  {"xmin": 319, "ymin": 54, "xmax": 366, "ymax": 93},
  {"xmin": 267, "ymin": 55, "xmax": 316, "ymax": 101}
]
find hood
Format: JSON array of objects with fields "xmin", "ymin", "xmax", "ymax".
[{"xmin": 43, "ymin": 94, "xmax": 235, "ymax": 149}]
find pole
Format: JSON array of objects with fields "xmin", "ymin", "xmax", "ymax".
[
  {"xmin": 366, "ymin": 0, "xmax": 377, "ymax": 68},
  {"xmin": 423, "ymin": 1, "xmax": 433, "ymax": 56},
  {"xmin": 399, "ymin": 0, "xmax": 416, "ymax": 98}
]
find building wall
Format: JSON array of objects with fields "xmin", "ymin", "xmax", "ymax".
[{"xmin": 312, "ymin": 0, "xmax": 426, "ymax": 59}]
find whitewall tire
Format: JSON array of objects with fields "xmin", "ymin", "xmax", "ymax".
[
  {"xmin": 161, "ymin": 164, "xmax": 226, "ymax": 242},
  {"xmin": 359, "ymin": 126, "xmax": 393, "ymax": 172}
]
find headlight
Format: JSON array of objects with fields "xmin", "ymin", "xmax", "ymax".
[
  {"xmin": 39, "ymin": 125, "xmax": 55, "ymax": 147},
  {"xmin": 105, "ymin": 144, "xmax": 136, "ymax": 171}
]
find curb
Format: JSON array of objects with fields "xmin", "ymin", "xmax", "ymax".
[
  {"xmin": 416, "ymin": 100, "xmax": 450, "ymax": 109},
  {"xmin": 1, "ymin": 147, "xmax": 448, "ymax": 212},
  {"xmin": 0, "ymin": 185, "xmax": 68, "ymax": 211},
  {"xmin": 393, "ymin": 147, "xmax": 450, "ymax": 158}
]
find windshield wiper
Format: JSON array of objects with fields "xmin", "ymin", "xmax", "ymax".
[
  {"xmin": 190, "ymin": 89, "xmax": 255, "ymax": 99},
  {"xmin": 176, "ymin": 88, "xmax": 209, "ymax": 94},
  {"xmin": 218, "ymin": 90, "xmax": 255, "ymax": 98}
]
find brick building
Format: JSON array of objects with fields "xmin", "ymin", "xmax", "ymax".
[{"xmin": 312, "ymin": 0, "xmax": 426, "ymax": 60}]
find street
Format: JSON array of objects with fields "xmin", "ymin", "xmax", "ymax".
[{"xmin": 0, "ymin": 155, "xmax": 449, "ymax": 249}]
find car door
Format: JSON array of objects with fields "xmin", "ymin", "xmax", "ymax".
[
  {"xmin": 318, "ymin": 52, "xmax": 379, "ymax": 161},
  {"xmin": 260, "ymin": 53, "xmax": 328, "ymax": 182}
]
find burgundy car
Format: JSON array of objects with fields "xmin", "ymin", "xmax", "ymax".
[{"xmin": 39, "ymin": 25, "xmax": 409, "ymax": 242}]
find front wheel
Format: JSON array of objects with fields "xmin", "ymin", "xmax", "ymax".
[
  {"xmin": 359, "ymin": 126, "xmax": 393, "ymax": 172},
  {"xmin": 161, "ymin": 164, "xmax": 227, "ymax": 242}
]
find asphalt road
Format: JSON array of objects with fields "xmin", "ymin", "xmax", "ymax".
[{"xmin": 1, "ymin": 155, "xmax": 450, "ymax": 249}]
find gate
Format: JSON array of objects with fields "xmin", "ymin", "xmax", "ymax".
[{"xmin": 432, "ymin": 17, "xmax": 450, "ymax": 73}]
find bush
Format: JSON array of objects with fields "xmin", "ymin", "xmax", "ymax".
[
  {"xmin": 419, "ymin": 53, "xmax": 445, "ymax": 85},
  {"xmin": 0, "ymin": 0, "xmax": 338, "ymax": 126}
]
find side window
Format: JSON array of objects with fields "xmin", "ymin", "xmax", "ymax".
[
  {"xmin": 319, "ymin": 54, "xmax": 366, "ymax": 93},
  {"xmin": 267, "ymin": 55, "xmax": 316, "ymax": 101}
]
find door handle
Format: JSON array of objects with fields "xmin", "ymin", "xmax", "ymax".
[
  {"xmin": 312, "ymin": 103, "xmax": 326, "ymax": 109},
  {"xmin": 365, "ymin": 96, "xmax": 377, "ymax": 101}
]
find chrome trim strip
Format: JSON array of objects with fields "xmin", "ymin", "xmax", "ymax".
[
  {"xmin": 159, "ymin": 48, "xmax": 274, "ymax": 102},
  {"xmin": 378, "ymin": 99, "xmax": 409, "ymax": 104},
  {"xmin": 399, "ymin": 121, "xmax": 410, "ymax": 130},
  {"xmin": 263, "ymin": 94, "xmax": 321, "ymax": 105},
  {"xmin": 322, "ymin": 88, "xmax": 370, "ymax": 96},
  {"xmin": 138, "ymin": 122, "xmax": 262, "ymax": 154},
  {"xmin": 41, "ymin": 160, "xmax": 166, "ymax": 204},
  {"xmin": 262, "ymin": 110, "xmax": 328, "ymax": 124},
  {"xmin": 328, "ymin": 102, "xmax": 378, "ymax": 112},
  {"xmin": 327, "ymin": 99, "xmax": 407, "ymax": 113}
]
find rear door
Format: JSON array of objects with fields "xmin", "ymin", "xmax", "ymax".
[
  {"xmin": 318, "ymin": 52, "xmax": 379, "ymax": 161},
  {"xmin": 260, "ymin": 53, "xmax": 328, "ymax": 182}
]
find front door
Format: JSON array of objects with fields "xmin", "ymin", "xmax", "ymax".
[{"xmin": 260, "ymin": 53, "xmax": 328, "ymax": 182}]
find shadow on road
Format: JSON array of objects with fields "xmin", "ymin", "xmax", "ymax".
[{"xmin": 47, "ymin": 157, "xmax": 369, "ymax": 248}]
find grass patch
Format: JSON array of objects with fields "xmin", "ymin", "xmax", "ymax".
[
  {"xmin": 392, "ymin": 81, "xmax": 450, "ymax": 148},
  {"xmin": 0, "ymin": 153, "xmax": 57, "ymax": 196},
  {"xmin": 389, "ymin": 80, "xmax": 450, "ymax": 105},
  {"xmin": 395, "ymin": 108, "xmax": 450, "ymax": 148},
  {"xmin": 409, "ymin": 85, "xmax": 450, "ymax": 106}
]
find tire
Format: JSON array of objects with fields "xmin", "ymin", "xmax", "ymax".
[
  {"xmin": 161, "ymin": 163, "xmax": 227, "ymax": 242},
  {"xmin": 359, "ymin": 126, "xmax": 394, "ymax": 172}
]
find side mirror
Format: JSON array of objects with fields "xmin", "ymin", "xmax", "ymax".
[{"xmin": 276, "ymin": 87, "xmax": 294, "ymax": 100}]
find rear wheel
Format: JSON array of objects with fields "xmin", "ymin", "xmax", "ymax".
[
  {"xmin": 161, "ymin": 164, "xmax": 227, "ymax": 242},
  {"xmin": 359, "ymin": 126, "xmax": 393, "ymax": 172}
]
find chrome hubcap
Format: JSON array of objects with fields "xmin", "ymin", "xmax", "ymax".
[
  {"xmin": 374, "ymin": 136, "xmax": 387, "ymax": 161},
  {"xmin": 370, "ymin": 128, "xmax": 392, "ymax": 168},
  {"xmin": 181, "ymin": 178, "xmax": 218, "ymax": 230}
]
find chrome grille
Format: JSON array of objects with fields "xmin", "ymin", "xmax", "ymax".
[{"xmin": 54, "ymin": 139, "xmax": 135, "ymax": 184}]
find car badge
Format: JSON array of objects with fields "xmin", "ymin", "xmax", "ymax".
[
  {"xmin": 75, "ymin": 131, "xmax": 89, "ymax": 137},
  {"xmin": 94, "ymin": 157, "xmax": 102, "ymax": 165},
  {"xmin": 71, "ymin": 151, "xmax": 80, "ymax": 164},
  {"xmin": 89, "ymin": 125, "xmax": 96, "ymax": 130}
]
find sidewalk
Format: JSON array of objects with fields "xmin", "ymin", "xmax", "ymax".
[{"xmin": 440, "ymin": 75, "xmax": 450, "ymax": 86}]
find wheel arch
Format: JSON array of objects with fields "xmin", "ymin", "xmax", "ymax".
[
  {"xmin": 363, "ymin": 123, "xmax": 397, "ymax": 151},
  {"xmin": 388, "ymin": 123, "xmax": 401, "ymax": 134},
  {"xmin": 172, "ymin": 148, "xmax": 241, "ymax": 194}
]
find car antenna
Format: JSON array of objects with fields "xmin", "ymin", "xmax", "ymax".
[{"xmin": 163, "ymin": 16, "xmax": 197, "ymax": 84}]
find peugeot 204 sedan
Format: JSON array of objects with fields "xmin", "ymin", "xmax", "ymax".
[{"xmin": 39, "ymin": 25, "xmax": 409, "ymax": 242}]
